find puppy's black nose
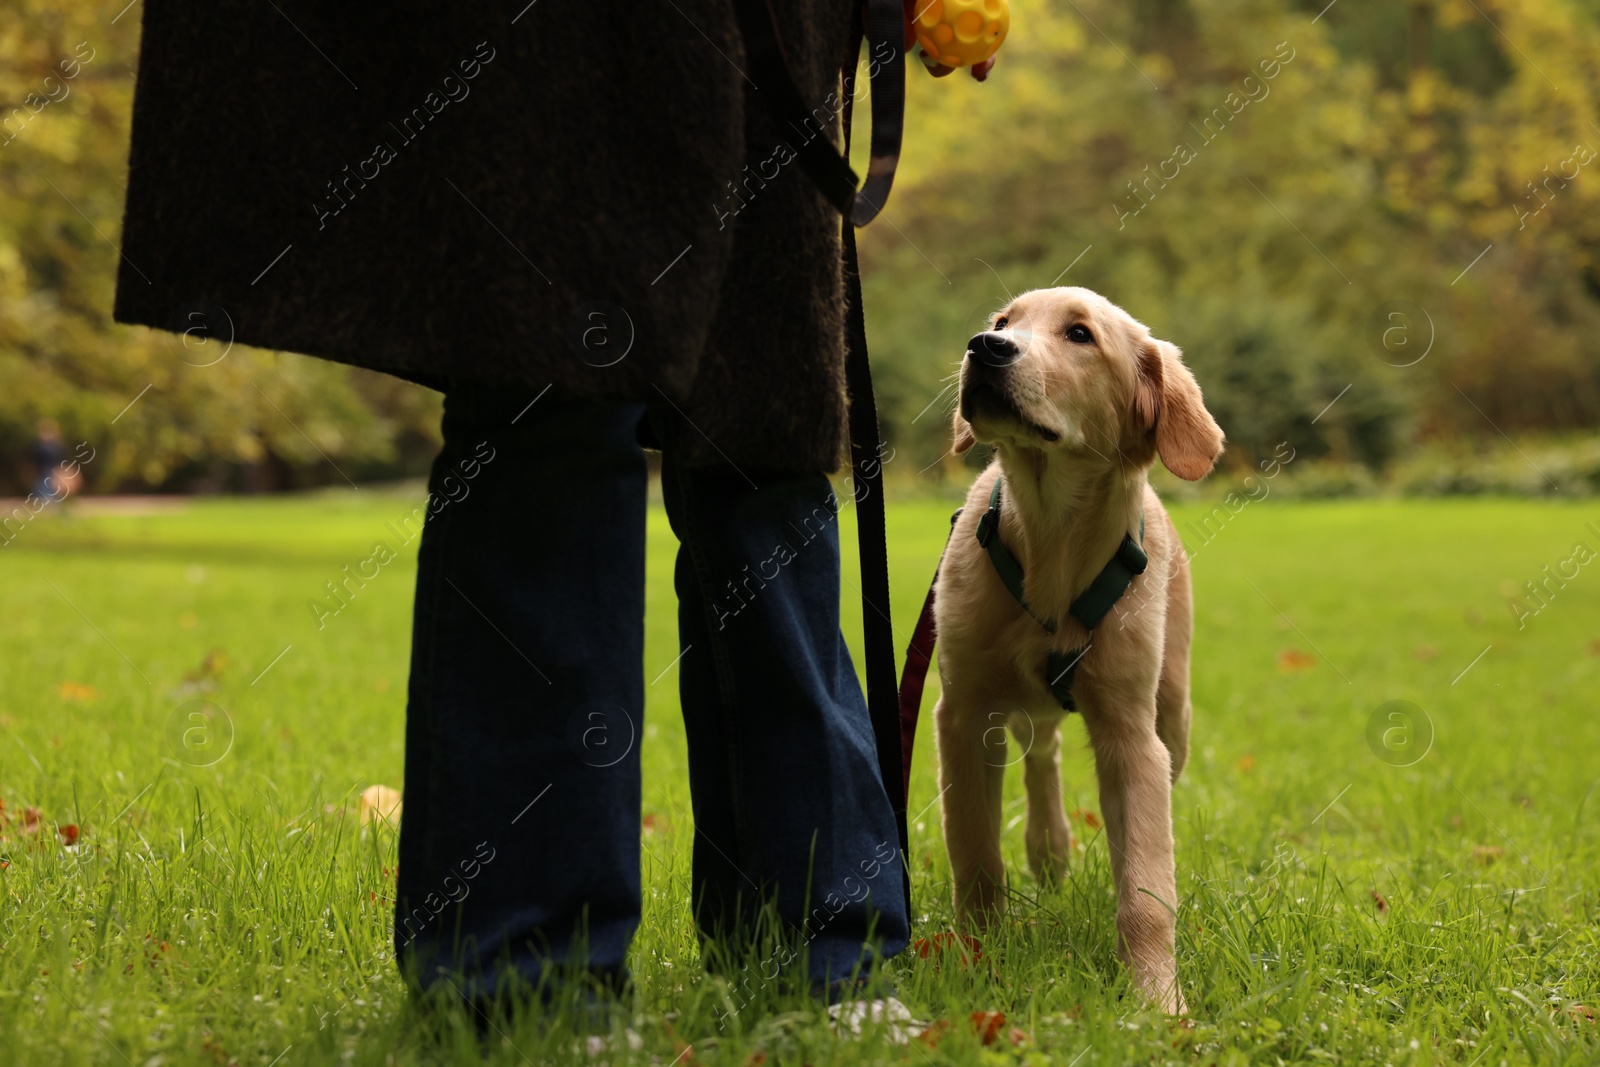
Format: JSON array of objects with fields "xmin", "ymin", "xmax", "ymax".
[{"xmin": 968, "ymin": 331, "xmax": 1021, "ymax": 367}]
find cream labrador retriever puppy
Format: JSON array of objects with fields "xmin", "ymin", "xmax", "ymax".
[{"xmin": 934, "ymin": 286, "xmax": 1223, "ymax": 1015}]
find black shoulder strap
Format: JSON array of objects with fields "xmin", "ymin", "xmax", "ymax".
[
  {"xmin": 731, "ymin": 0, "xmax": 905, "ymax": 224},
  {"xmin": 729, "ymin": 0, "xmax": 859, "ymax": 215}
]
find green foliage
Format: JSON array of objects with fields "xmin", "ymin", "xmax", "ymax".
[
  {"xmin": 860, "ymin": 0, "xmax": 1600, "ymax": 474},
  {"xmin": 1140, "ymin": 435, "xmax": 1600, "ymax": 498},
  {"xmin": 0, "ymin": 1, "xmax": 441, "ymax": 493},
  {"xmin": 1387, "ymin": 435, "xmax": 1600, "ymax": 495},
  {"xmin": 4, "ymin": 494, "xmax": 1600, "ymax": 1063},
  {"xmin": 3, "ymin": 0, "xmax": 1599, "ymax": 492}
]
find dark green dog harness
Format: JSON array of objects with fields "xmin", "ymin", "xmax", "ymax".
[{"xmin": 973, "ymin": 478, "xmax": 1149, "ymax": 711}]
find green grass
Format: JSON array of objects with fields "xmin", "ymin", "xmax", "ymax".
[{"xmin": 3, "ymin": 486, "xmax": 1600, "ymax": 1065}]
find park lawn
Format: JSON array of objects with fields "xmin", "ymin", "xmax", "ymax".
[{"xmin": 2, "ymin": 486, "xmax": 1599, "ymax": 1065}]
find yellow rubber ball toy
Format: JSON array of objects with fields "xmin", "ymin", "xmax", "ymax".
[{"xmin": 913, "ymin": 0, "xmax": 1009, "ymax": 69}]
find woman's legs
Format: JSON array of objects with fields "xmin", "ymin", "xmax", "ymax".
[
  {"xmin": 397, "ymin": 388, "xmax": 648, "ymax": 999},
  {"xmin": 396, "ymin": 393, "xmax": 908, "ymax": 1001},
  {"xmin": 656, "ymin": 414, "xmax": 910, "ymax": 992}
]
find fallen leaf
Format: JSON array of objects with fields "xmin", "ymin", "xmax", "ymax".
[
  {"xmin": 359, "ymin": 785, "xmax": 402, "ymax": 827},
  {"xmin": 918, "ymin": 1013, "xmax": 1017, "ymax": 1048},
  {"xmin": 916, "ymin": 1019, "xmax": 952, "ymax": 1048},
  {"xmin": 198, "ymin": 648, "xmax": 228, "ymax": 677},
  {"xmin": 1277, "ymin": 649, "xmax": 1316, "ymax": 672},
  {"xmin": 1068, "ymin": 808, "xmax": 1102, "ymax": 830},
  {"xmin": 1567, "ymin": 1004, "xmax": 1596, "ymax": 1025},
  {"xmin": 57, "ymin": 824, "xmax": 79, "ymax": 846},
  {"xmin": 56, "ymin": 681, "xmax": 99, "ymax": 702},
  {"xmin": 1413, "ymin": 644, "xmax": 1438, "ymax": 661},
  {"xmin": 1370, "ymin": 889, "xmax": 1388, "ymax": 915},
  {"xmin": 912, "ymin": 932, "xmax": 982, "ymax": 964},
  {"xmin": 970, "ymin": 1011, "xmax": 1006, "ymax": 1045},
  {"xmin": 1235, "ymin": 754, "xmax": 1257, "ymax": 773},
  {"xmin": 20, "ymin": 807, "xmax": 42, "ymax": 836},
  {"xmin": 1472, "ymin": 845, "xmax": 1504, "ymax": 866}
]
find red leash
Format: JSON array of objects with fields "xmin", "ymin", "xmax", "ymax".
[{"xmin": 896, "ymin": 509, "xmax": 961, "ymax": 800}]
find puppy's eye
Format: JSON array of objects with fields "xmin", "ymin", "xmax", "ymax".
[
  {"xmin": 994, "ymin": 316, "xmax": 1009, "ymax": 330},
  {"xmin": 1066, "ymin": 324, "xmax": 1094, "ymax": 344}
]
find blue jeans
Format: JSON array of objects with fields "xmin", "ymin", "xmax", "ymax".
[{"xmin": 395, "ymin": 387, "xmax": 908, "ymax": 1002}]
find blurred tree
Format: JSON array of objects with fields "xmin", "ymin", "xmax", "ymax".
[
  {"xmin": 858, "ymin": 0, "xmax": 1600, "ymax": 474},
  {"xmin": 2, "ymin": 0, "xmax": 1598, "ymax": 491},
  {"xmin": 0, "ymin": 0, "xmax": 442, "ymax": 494}
]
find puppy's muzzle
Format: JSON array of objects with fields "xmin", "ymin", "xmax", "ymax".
[{"xmin": 968, "ymin": 331, "xmax": 1021, "ymax": 368}]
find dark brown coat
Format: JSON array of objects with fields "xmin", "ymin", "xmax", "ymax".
[{"xmin": 114, "ymin": 0, "xmax": 858, "ymax": 470}]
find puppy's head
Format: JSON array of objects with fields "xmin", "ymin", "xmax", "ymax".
[{"xmin": 952, "ymin": 287, "xmax": 1224, "ymax": 480}]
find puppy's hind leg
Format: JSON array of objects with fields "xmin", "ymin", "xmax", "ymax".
[
  {"xmin": 1013, "ymin": 713, "xmax": 1073, "ymax": 886},
  {"xmin": 1155, "ymin": 658, "xmax": 1192, "ymax": 785},
  {"xmin": 934, "ymin": 693, "xmax": 1007, "ymax": 929},
  {"xmin": 1156, "ymin": 546, "xmax": 1196, "ymax": 783}
]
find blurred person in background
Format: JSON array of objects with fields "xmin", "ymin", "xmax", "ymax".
[{"xmin": 30, "ymin": 418, "xmax": 80, "ymax": 502}]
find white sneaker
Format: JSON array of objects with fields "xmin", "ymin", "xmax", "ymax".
[
  {"xmin": 581, "ymin": 1027, "xmax": 644, "ymax": 1059},
  {"xmin": 827, "ymin": 997, "xmax": 926, "ymax": 1045}
]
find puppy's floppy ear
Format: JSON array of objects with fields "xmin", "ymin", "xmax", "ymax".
[
  {"xmin": 1136, "ymin": 339, "xmax": 1224, "ymax": 480},
  {"xmin": 952, "ymin": 410, "xmax": 976, "ymax": 455}
]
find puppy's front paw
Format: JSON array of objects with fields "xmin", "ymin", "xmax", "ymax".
[
  {"xmin": 952, "ymin": 869, "xmax": 1008, "ymax": 932},
  {"xmin": 1117, "ymin": 899, "xmax": 1183, "ymax": 1015},
  {"xmin": 1150, "ymin": 980, "xmax": 1187, "ymax": 1017},
  {"xmin": 1125, "ymin": 958, "xmax": 1186, "ymax": 1016}
]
